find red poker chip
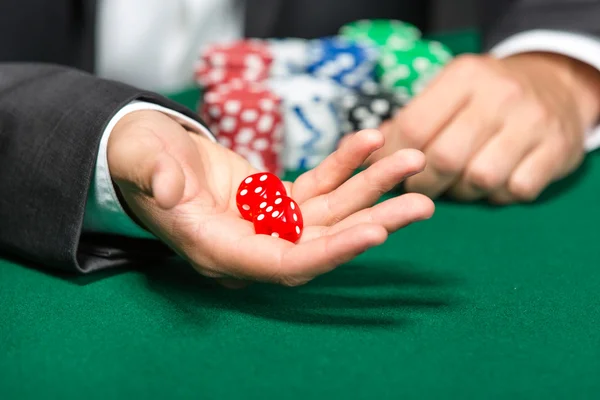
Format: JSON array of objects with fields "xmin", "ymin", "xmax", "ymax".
[
  {"xmin": 232, "ymin": 142, "xmax": 283, "ymax": 177},
  {"xmin": 195, "ymin": 40, "xmax": 274, "ymax": 88},
  {"xmin": 202, "ymin": 80, "xmax": 281, "ymax": 109},
  {"xmin": 199, "ymin": 39, "xmax": 274, "ymax": 69},
  {"xmin": 200, "ymin": 80, "xmax": 284, "ymax": 175},
  {"xmin": 194, "ymin": 64, "xmax": 270, "ymax": 88}
]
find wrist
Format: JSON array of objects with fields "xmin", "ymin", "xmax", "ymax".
[
  {"xmin": 505, "ymin": 52, "xmax": 600, "ymax": 127},
  {"xmin": 109, "ymin": 110, "xmax": 161, "ymax": 153},
  {"xmin": 566, "ymin": 56, "xmax": 600, "ymax": 128}
]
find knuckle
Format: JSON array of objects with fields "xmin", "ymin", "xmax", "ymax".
[
  {"xmin": 428, "ymin": 147, "xmax": 465, "ymax": 175},
  {"xmin": 324, "ymin": 194, "xmax": 344, "ymax": 225},
  {"xmin": 496, "ymin": 78, "xmax": 524, "ymax": 101},
  {"xmin": 465, "ymin": 164, "xmax": 502, "ymax": 191},
  {"xmin": 508, "ymin": 176, "xmax": 539, "ymax": 202},
  {"xmin": 526, "ymin": 103, "xmax": 550, "ymax": 126},
  {"xmin": 452, "ymin": 54, "xmax": 486, "ymax": 76},
  {"xmin": 545, "ymin": 120, "xmax": 563, "ymax": 142}
]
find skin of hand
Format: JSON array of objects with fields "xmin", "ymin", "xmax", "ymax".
[
  {"xmin": 107, "ymin": 110, "xmax": 434, "ymax": 288},
  {"xmin": 366, "ymin": 52, "xmax": 600, "ymax": 204}
]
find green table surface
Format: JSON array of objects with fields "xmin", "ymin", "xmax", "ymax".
[{"xmin": 3, "ymin": 30, "xmax": 600, "ymax": 399}]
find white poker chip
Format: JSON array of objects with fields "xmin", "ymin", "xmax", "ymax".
[
  {"xmin": 267, "ymin": 38, "xmax": 310, "ymax": 76},
  {"xmin": 371, "ymin": 98, "xmax": 390, "ymax": 115},
  {"xmin": 268, "ymin": 75, "xmax": 346, "ymax": 104},
  {"xmin": 268, "ymin": 75, "xmax": 345, "ymax": 170}
]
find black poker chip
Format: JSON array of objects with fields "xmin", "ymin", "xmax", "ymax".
[{"xmin": 340, "ymin": 84, "xmax": 407, "ymax": 133}]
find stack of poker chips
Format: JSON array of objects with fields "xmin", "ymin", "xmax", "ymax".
[
  {"xmin": 339, "ymin": 19, "xmax": 454, "ymax": 98},
  {"xmin": 200, "ymin": 80, "xmax": 284, "ymax": 176},
  {"xmin": 268, "ymin": 75, "xmax": 346, "ymax": 170},
  {"xmin": 193, "ymin": 19, "xmax": 455, "ymax": 173},
  {"xmin": 339, "ymin": 19, "xmax": 422, "ymax": 50},
  {"xmin": 194, "ymin": 40, "xmax": 274, "ymax": 89},
  {"xmin": 375, "ymin": 40, "xmax": 453, "ymax": 97}
]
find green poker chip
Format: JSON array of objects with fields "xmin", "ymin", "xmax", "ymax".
[
  {"xmin": 375, "ymin": 40, "xmax": 453, "ymax": 97},
  {"xmin": 339, "ymin": 19, "xmax": 421, "ymax": 49}
]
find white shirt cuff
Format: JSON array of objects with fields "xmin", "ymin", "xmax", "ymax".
[
  {"xmin": 490, "ymin": 29, "xmax": 600, "ymax": 152},
  {"xmin": 83, "ymin": 101, "xmax": 215, "ymax": 238}
]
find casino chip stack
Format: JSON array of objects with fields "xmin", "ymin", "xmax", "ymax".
[
  {"xmin": 268, "ymin": 75, "xmax": 345, "ymax": 170},
  {"xmin": 195, "ymin": 40, "xmax": 274, "ymax": 89},
  {"xmin": 339, "ymin": 19, "xmax": 421, "ymax": 50},
  {"xmin": 306, "ymin": 37, "xmax": 379, "ymax": 91},
  {"xmin": 376, "ymin": 40, "xmax": 453, "ymax": 98},
  {"xmin": 267, "ymin": 38, "xmax": 309, "ymax": 77},
  {"xmin": 341, "ymin": 85, "xmax": 407, "ymax": 133},
  {"xmin": 200, "ymin": 80, "xmax": 284, "ymax": 175}
]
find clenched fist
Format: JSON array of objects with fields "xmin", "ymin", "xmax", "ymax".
[{"xmin": 369, "ymin": 52, "xmax": 600, "ymax": 204}]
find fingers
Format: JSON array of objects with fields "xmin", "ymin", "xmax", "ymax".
[
  {"xmin": 489, "ymin": 133, "xmax": 579, "ymax": 203},
  {"xmin": 391, "ymin": 56, "xmax": 474, "ymax": 150},
  {"xmin": 487, "ymin": 187, "xmax": 514, "ymax": 205},
  {"xmin": 277, "ymin": 224, "xmax": 388, "ymax": 286},
  {"xmin": 505, "ymin": 144, "xmax": 559, "ymax": 202},
  {"xmin": 367, "ymin": 55, "xmax": 479, "ymax": 167},
  {"xmin": 445, "ymin": 103, "xmax": 545, "ymax": 201},
  {"xmin": 291, "ymin": 129, "xmax": 384, "ymax": 204},
  {"xmin": 321, "ymin": 193, "xmax": 434, "ymax": 236},
  {"xmin": 215, "ymin": 198, "xmax": 432, "ymax": 286},
  {"xmin": 404, "ymin": 100, "xmax": 499, "ymax": 198},
  {"xmin": 336, "ymin": 133, "xmax": 353, "ymax": 150},
  {"xmin": 302, "ymin": 148, "xmax": 426, "ymax": 226},
  {"xmin": 364, "ymin": 120, "xmax": 395, "ymax": 165},
  {"xmin": 218, "ymin": 223, "xmax": 387, "ymax": 286},
  {"xmin": 403, "ymin": 59, "xmax": 535, "ymax": 199}
]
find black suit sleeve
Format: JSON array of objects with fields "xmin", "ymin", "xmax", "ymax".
[
  {"xmin": 0, "ymin": 63, "xmax": 205, "ymax": 274},
  {"xmin": 481, "ymin": 0, "xmax": 600, "ymax": 50}
]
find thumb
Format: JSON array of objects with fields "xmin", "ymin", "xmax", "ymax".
[
  {"xmin": 149, "ymin": 152, "xmax": 186, "ymax": 209},
  {"xmin": 108, "ymin": 130, "xmax": 186, "ymax": 210}
]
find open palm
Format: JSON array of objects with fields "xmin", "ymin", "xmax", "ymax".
[{"xmin": 109, "ymin": 110, "xmax": 434, "ymax": 286}]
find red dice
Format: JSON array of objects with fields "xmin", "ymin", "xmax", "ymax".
[
  {"xmin": 236, "ymin": 172, "xmax": 286, "ymax": 220},
  {"xmin": 253, "ymin": 196, "xmax": 303, "ymax": 243},
  {"xmin": 236, "ymin": 173, "xmax": 303, "ymax": 243}
]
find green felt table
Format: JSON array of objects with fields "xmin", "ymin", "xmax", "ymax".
[{"xmin": 2, "ymin": 30, "xmax": 600, "ymax": 399}]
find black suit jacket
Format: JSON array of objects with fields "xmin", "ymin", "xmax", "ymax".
[{"xmin": 0, "ymin": 0, "xmax": 597, "ymax": 273}]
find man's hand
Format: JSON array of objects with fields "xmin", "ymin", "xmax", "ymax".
[
  {"xmin": 368, "ymin": 52, "xmax": 600, "ymax": 204},
  {"xmin": 107, "ymin": 110, "xmax": 434, "ymax": 287}
]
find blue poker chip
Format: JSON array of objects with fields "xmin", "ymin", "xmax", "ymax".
[{"xmin": 306, "ymin": 36, "xmax": 379, "ymax": 90}]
